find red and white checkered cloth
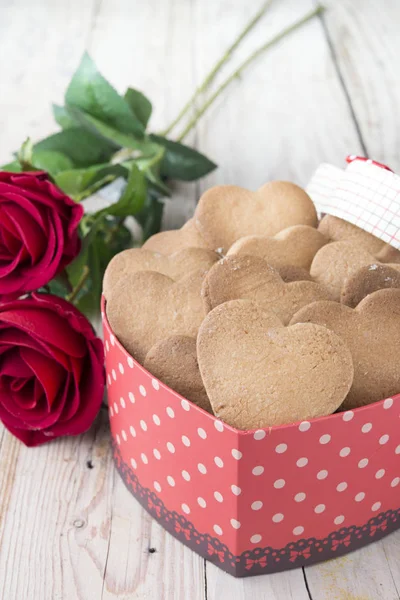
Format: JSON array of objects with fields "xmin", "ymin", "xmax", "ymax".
[{"xmin": 306, "ymin": 156, "xmax": 400, "ymax": 249}]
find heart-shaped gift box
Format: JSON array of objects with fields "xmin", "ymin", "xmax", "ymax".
[{"xmin": 102, "ymin": 157, "xmax": 400, "ymax": 577}]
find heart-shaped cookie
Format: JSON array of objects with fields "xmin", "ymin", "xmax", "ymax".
[
  {"xmin": 290, "ymin": 288, "xmax": 400, "ymax": 408},
  {"xmin": 278, "ymin": 265, "xmax": 313, "ymax": 283},
  {"xmin": 202, "ymin": 255, "xmax": 332, "ymax": 324},
  {"xmin": 106, "ymin": 269, "xmax": 206, "ymax": 363},
  {"xmin": 227, "ymin": 225, "xmax": 327, "ymax": 270},
  {"xmin": 142, "ymin": 219, "xmax": 211, "ymax": 254},
  {"xmin": 194, "ymin": 181, "xmax": 317, "ymax": 254},
  {"xmin": 341, "ymin": 263, "xmax": 400, "ymax": 308},
  {"xmin": 310, "ymin": 241, "xmax": 376, "ymax": 300},
  {"xmin": 103, "ymin": 247, "xmax": 218, "ymax": 299},
  {"xmin": 318, "ymin": 215, "xmax": 386, "ymax": 255},
  {"xmin": 376, "ymin": 244, "xmax": 400, "ymax": 264},
  {"xmin": 197, "ymin": 299, "xmax": 353, "ymax": 429},
  {"xmin": 144, "ymin": 336, "xmax": 212, "ymax": 413}
]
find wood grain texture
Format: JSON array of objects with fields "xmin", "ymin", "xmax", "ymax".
[
  {"xmin": 1, "ymin": 0, "xmax": 400, "ymax": 598},
  {"xmin": 206, "ymin": 562, "xmax": 310, "ymax": 600},
  {"xmin": 87, "ymin": 0, "xmax": 198, "ymax": 230},
  {"xmin": 101, "ymin": 475, "xmax": 205, "ymax": 600},
  {"xmin": 193, "ymin": 0, "xmax": 362, "ymax": 193},
  {"xmin": 322, "ymin": 0, "xmax": 400, "ymax": 171},
  {"xmin": 305, "ymin": 542, "xmax": 400, "ymax": 600},
  {"xmin": 0, "ymin": 410, "xmax": 113, "ymax": 600},
  {"xmin": 0, "ymin": 0, "xmax": 98, "ymax": 164}
]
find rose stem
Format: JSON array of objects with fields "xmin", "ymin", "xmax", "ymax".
[
  {"xmin": 67, "ymin": 265, "xmax": 90, "ymax": 303},
  {"xmin": 160, "ymin": 0, "xmax": 274, "ymax": 137},
  {"xmin": 176, "ymin": 5, "xmax": 324, "ymax": 142}
]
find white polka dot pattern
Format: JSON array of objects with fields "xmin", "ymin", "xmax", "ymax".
[
  {"xmin": 272, "ymin": 513, "xmax": 284, "ymax": 523},
  {"xmin": 252, "ymin": 466, "xmax": 264, "ymax": 476},
  {"xmin": 295, "ymin": 493, "xmax": 306, "ymax": 502},
  {"xmin": 274, "ymin": 479, "xmax": 285, "ymax": 489},
  {"xmin": 275, "ymin": 443, "xmax": 287, "ymax": 454},
  {"xmin": 299, "ymin": 421, "xmax": 311, "ymax": 432},
  {"xmin": 103, "ymin": 303, "xmax": 400, "ymax": 566},
  {"xmin": 250, "ymin": 534, "xmax": 262, "ymax": 544}
]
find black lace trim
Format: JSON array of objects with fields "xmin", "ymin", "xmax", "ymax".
[{"xmin": 113, "ymin": 442, "xmax": 400, "ymax": 577}]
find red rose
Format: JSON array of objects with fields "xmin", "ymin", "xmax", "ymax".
[
  {"xmin": 0, "ymin": 292, "xmax": 104, "ymax": 446},
  {"xmin": 0, "ymin": 171, "xmax": 83, "ymax": 298}
]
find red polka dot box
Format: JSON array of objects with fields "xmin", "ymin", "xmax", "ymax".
[{"xmin": 102, "ymin": 157, "xmax": 400, "ymax": 578}]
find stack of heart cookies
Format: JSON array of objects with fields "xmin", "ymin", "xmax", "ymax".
[{"xmin": 104, "ymin": 181, "xmax": 400, "ymax": 430}]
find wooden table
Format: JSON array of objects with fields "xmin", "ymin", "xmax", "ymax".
[{"xmin": 1, "ymin": 1, "xmax": 400, "ymax": 598}]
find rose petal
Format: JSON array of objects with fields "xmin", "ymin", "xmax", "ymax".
[
  {"xmin": 3, "ymin": 199, "xmax": 46, "ymax": 264},
  {"xmin": 1, "ymin": 190, "xmax": 46, "ymax": 229},
  {"xmin": 9, "ymin": 380, "xmax": 37, "ymax": 410},
  {"xmin": 0, "ymin": 424, "xmax": 40, "ymax": 446},
  {"xmin": 32, "ymin": 293, "xmax": 101, "ymax": 345},
  {"xmin": 0, "ymin": 246, "xmax": 25, "ymax": 279},
  {"xmin": 0, "ymin": 371, "xmax": 68, "ymax": 429},
  {"xmin": 57, "ymin": 357, "xmax": 83, "ymax": 422},
  {"xmin": 0, "ymin": 172, "xmax": 83, "ymax": 298},
  {"xmin": 20, "ymin": 346, "xmax": 65, "ymax": 409},
  {"xmin": 49, "ymin": 342, "xmax": 104, "ymax": 437},
  {"xmin": 21, "ymin": 211, "xmax": 62, "ymax": 289},
  {"xmin": 0, "ymin": 207, "xmax": 20, "ymax": 238},
  {"xmin": 0, "ymin": 293, "xmax": 104, "ymax": 446},
  {"xmin": 0, "ymin": 386, "xmax": 43, "ymax": 421},
  {"xmin": 0, "ymin": 349, "xmax": 33, "ymax": 378},
  {"xmin": 0, "ymin": 307, "xmax": 86, "ymax": 357}
]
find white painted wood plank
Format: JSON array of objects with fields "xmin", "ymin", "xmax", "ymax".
[
  {"xmin": 0, "ymin": 411, "xmax": 114, "ymax": 600},
  {"xmin": 192, "ymin": 0, "xmax": 363, "ymax": 194},
  {"xmin": 0, "ymin": 0, "xmax": 98, "ymax": 164},
  {"xmin": 88, "ymin": 0, "xmax": 199, "ymax": 231},
  {"xmin": 305, "ymin": 541, "xmax": 400, "ymax": 600},
  {"xmin": 322, "ymin": 0, "xmax": 400, "ymax": 171},
  {"xmin": 101, "ymin": 474, "xmax": 205, "ymax": 600},
  {"xmin": 207, "ymin": 563, "xmax": 310, "ymax": 600},
  {"xmin": 381, "ymin": 533, "xmax": 400, "ymax": 597}
]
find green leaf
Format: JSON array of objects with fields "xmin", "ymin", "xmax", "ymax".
[
  {"xmin": 65, "ymin": 52, "xmax": 144, "ymax": 138},
  {"xmin": 52, "ymin": 104, "xmax": 76, "ymax": 129},
  {"xmin": 47, "ymin": 272, "xmax": 72, "ymax": 298},
  {"xmin": 66, "ymin": 105, "xmax": 159, "ymax": 155},
  {"xmin": 150, "ymin": 134, "xmax": 217, "ymax": 181},
  {"xmin": 145, "ymin": 169, "xmax": 171, "ymax": 197},
  {"xmin": 67, "ymin": 214, "xmax": 106, "ymax": 287},
  {"xmin": 135, "ymin": 191, "xmax": 164, "ymax": 241},
  {"xmin": 134, "ymin": 144, "xmax": 165, "ymax": 172},
  {"xmin": 97, "ymin": 164, "xmax": 146, "ymax": 217},
  {"xmin": 124, "ymin": 88, "xmax": 152, "ymax": 129},
  {"xmin": 34, "ymin": 127, "xmax": 115, "ymax": 167},
  {"xmin": 55, "ymin": 164, "xmax": 108, "ymax": 196},
  {"xmin": 106, "ymin": 222, "xmax": 133, "ymax": 255},
  {"xmin": 1, "ymin": 160, "xmax": 22, "ymax": 172},
  {"xmin": 71, "ymin": 219, "xmax": 133, "ymax": 318},
  {"xmin": 74, "ymin": 244, "xmax": 101, "ymax": 318},
  {"xmin": 31, "ymin": 150, "xmax": 74, "ymax": 175},
  {"xmin": 54, "ymin": 163, "xmax": 126, "ymax": 199}
]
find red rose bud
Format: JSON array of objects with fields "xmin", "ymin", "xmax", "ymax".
[
  {"xmin": 0, "ymin": 171, "xmax": 83, "ymax": 298},
  {"xmin": 0, "ymin": 293, "xmax": 105, "ymax": 446}
]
